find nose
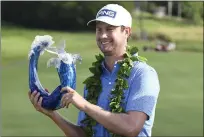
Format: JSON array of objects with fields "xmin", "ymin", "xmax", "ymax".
[{"xmin": 100, "ymin": 31, "xmax": 108, "ymax": 39}]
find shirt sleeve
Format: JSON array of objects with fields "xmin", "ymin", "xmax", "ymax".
[
  {"xmin": 125, "ymin": 64, "xmax": 160, "ymax": 120},
  {"xmin": 77, "ymin": 110, "xmax": 86, "ymax": 126},
  {"xmin": 77, "ymin": 86, "xmax": 88, "ymax": 126}
]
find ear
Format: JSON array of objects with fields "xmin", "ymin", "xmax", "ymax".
[{"xmin": 125, "ymin": 27, "xmax": 131, "ymax": 39}]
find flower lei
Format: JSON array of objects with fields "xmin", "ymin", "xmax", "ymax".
[{"xmin": 81, "ymin": 45, "xmax": 147, "ymax": 137}]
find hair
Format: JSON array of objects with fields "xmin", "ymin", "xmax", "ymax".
[{"xmin": 121, "ymin": 26, "xmax": 131, "ymax": 42}]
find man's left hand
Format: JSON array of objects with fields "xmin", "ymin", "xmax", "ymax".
[{"xmin": 60, "ymin": 87, "xmax": 87, "ymax": 110}]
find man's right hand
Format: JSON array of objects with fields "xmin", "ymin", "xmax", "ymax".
[
  {"xmin": 28, "ymin": 90, "xmax": 55, "ymax": 117},
  {"xmin": 28, "ymin": 90, "xmax": 86, "ymax": 137}
]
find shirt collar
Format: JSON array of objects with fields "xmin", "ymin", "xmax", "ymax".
[{"xmin": 101, "ymin": 60, "xmax": 121, "ymax": 77}]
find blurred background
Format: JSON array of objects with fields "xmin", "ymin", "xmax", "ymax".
[{"xmin": 1, "ymin": 1, "xmax": 203, "ymax": 136}]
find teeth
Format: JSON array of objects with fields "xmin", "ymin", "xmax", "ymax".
[{"xmin": 101, "ymin": 42, "xmax": 110, "ymax": 44}]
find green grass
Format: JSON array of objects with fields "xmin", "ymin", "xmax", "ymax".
[{"xmin": 1, "ymin": 16, "xmax": 203, "ymax": 136}]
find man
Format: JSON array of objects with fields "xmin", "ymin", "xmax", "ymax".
[{"xmin": 29, "ymin": 4, "xmax": 160, "ymax": 137}]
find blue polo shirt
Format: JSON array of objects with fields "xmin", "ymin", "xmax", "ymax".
[{"xmin": 77, "ymin": 61, "xmax": 160, "ymax": 137}]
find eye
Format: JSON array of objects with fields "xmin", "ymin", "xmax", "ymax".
[
  {"xmin": 107, "ymin": 27, "xmax": 114, "ymax": 31},
  {"xmin": 96, "ymin": 28, "xmax": 101, "ymax": 32}
]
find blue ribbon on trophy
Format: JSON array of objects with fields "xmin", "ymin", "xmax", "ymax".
[{"xmin": 28, "ymin": 35, "xmax": 82, "ymax": 110}]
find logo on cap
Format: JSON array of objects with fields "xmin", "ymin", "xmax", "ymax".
[{"xmin": 97, "ymin": 9, "xmax": 116, "ymax": 18}]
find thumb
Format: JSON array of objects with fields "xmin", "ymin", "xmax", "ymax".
[{"xmin": 61, "ymin": 86, "xmax": 74, "ymax": 93}]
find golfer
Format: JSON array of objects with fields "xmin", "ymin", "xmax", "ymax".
[{"xmin": 29, "ymin": 4, "xmax": 160, "ymax": 137}]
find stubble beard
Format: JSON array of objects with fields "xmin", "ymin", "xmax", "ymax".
[{"xmin": 99, "ymin": 45, "xmax": 114, "ymax": 56}]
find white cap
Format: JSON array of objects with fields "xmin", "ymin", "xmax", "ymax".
[{"xmin": 87, "ymin": 4, "xmax": 132, "ymax": 28}]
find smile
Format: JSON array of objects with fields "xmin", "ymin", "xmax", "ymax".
[{"xmin": 101, "ymin": 41, "xmax": 111, "ymax": 45}]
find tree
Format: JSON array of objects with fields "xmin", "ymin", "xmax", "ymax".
[
  {"xmin": 1, "ymin": 1, "xmax": 135, "ymax": 30},
  {"xmin": 181, "ymin": 1, "xmax": 203, "ymax": 24}
]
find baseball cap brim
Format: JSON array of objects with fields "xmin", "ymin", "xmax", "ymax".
[{"xmin": 87, "ymin": 18, "xmax": 121, "ymax": 27}]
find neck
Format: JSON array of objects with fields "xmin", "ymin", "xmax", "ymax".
[
  {"xmin": 104, "ymin": 45, "xmax": 128, "ymax": 72},
  {"xmin": 104, "ymin": 54, "xmax": 124, "ymax": 72}
]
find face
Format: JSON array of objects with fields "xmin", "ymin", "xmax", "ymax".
[{"xmin": 96, "ymin": 21, "xmax": 130, "ymax": 56}]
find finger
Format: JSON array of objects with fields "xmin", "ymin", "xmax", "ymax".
[
  {"xmin": 30, "ymin": 90, "xmax": 38, "ymax": 103},
  {"xmin": 61, "ymin": 95, "xmax": 69, "ymax": 108},
  {"xmin": 60, "ymin": 93, "xmax": 69, "ymax": 106},
  {"xmin": 63, "ymin": 97, "xmax": 72, "ymax": 108},
  {"xmin": 45, "ymin": 88, "xmax": 49, "ymax": 93},
  {"xmin": 33, "ymin": 92, "xmax": 40, "ymax": 106},
  {"xmin": 61, "ymin": 94, "xmax": 72, "ymax": 108},
  {"xmin": 60, "ymin": 94, "xmax": 66, "ymax": 106},
  {"xmin": 65, "ymin": 101, "xmax": 70, "ymax": 108},
  {"xmin": 64, "ymin": 93, "xmax": 74, "ymax": 107},
  {"xmin": 36, "ymin": 97, "xmax": 43, "ymax": 111},
  {"xmin": 37, "ymin": 97, "xmax": 43, "ymax": 107}
]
